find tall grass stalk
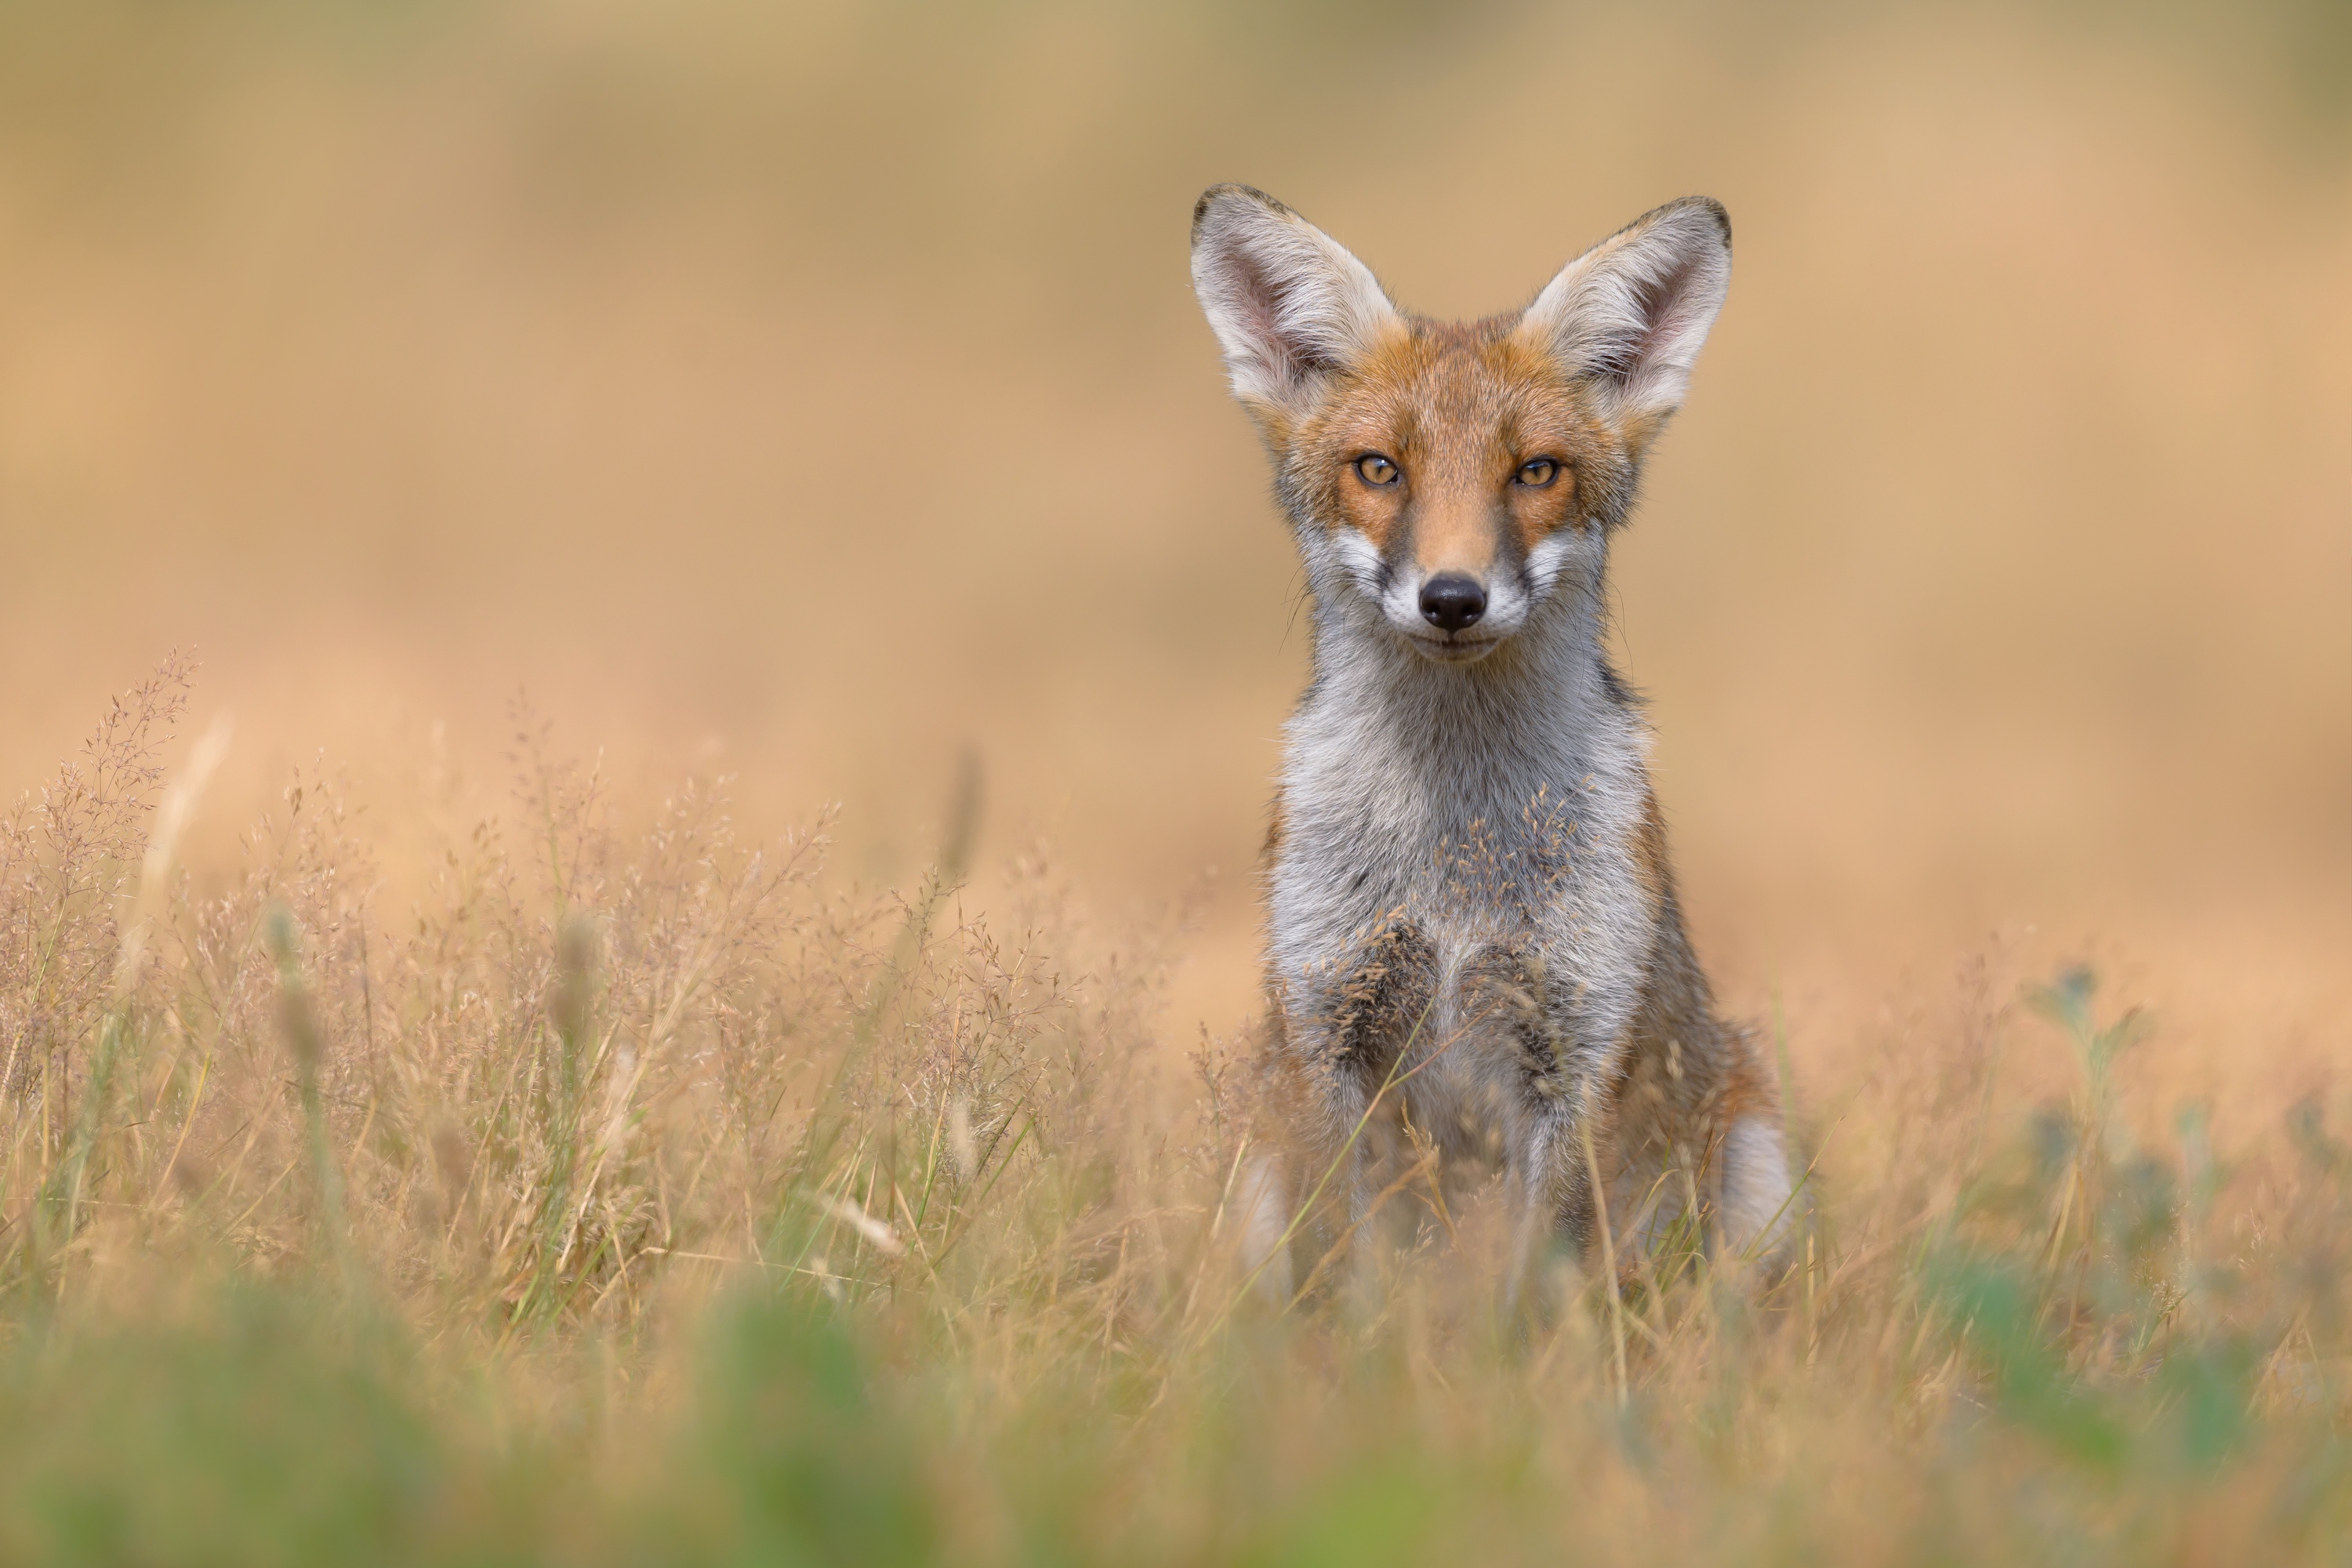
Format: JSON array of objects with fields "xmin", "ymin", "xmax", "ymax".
[
  {"xmin": 0, "ymin": 662, "xmax": 2343, "ymax": 1565},
  {"xmin": 265, "ymin": 904, "xmax": 348, "ymax": 1281}
]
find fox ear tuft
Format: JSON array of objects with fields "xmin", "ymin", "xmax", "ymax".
[
  {"xmin": 1517, "ymin": 198, "xmax": 1731, "ymax": 438},
  {"xmin": 1190, "ymin": 185, "xmax": 1400, "ymax": 419}
]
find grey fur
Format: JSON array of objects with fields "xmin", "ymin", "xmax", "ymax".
[{"xmin": 1193, "ymin": 187, "xmax": 1795, "ymax": 1302}]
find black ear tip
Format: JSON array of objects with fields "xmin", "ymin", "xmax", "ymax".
[
  {"xmin": 1192, "ymin": 183, "xmax": 1289, "ymax": 238},
  {"xmin": 1620, "ymin": 197, "xmax": 1732, "ymax": 256},
  {"xmin": 1684, "ymin": 196, "xmax": 1732, "ymax": 248}
]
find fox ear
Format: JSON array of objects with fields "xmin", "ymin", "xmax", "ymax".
[
  {"xmin": 1516, "ymin": 197, "xmax": 1731, "ymax": 441},
  {"xmin": 1191, "ymin": 185, "xmax": 1401, "ymax": 420}
]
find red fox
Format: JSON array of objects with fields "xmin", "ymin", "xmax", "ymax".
[{"xmin": 1190, "ymin": 185, "xmax": 1794, "ymax": 1304}]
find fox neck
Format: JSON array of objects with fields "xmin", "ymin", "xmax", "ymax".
[{"xmin": 1296, "ymin": 561, "xmax": 1630, "ymax": 825}]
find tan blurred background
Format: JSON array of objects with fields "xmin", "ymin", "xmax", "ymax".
[{"xmin": 2, "ymin": 0, "xmax": 2346, "ymax": 1082}]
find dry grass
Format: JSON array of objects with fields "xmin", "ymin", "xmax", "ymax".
[
  {"xmin": 0, "ymin": 661, "xmax": 2343, "ymax": 1564},
  {"xmin": 0, "ymin": 2, "xmax": 2345, "ymax": 1560}
]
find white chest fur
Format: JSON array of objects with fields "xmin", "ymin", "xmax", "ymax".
[{"xmin": 1265, "ymin": 614, "xmax": 1661, "ymax": 1070}]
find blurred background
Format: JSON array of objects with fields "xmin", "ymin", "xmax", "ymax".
[{"xmin": 1, "ymin": 0, "xmax": 2345, "ymax": 1076}]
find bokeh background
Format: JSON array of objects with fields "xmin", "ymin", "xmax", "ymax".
[{"xmin": 2, "ymin": 0, "xmax": 2345, "ymax": 1099}]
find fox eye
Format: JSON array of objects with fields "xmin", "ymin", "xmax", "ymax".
[
  {"xmin": 1354, "ymin": 454, "xmax": 1399, "ymax": 487},
  {"xmin": 1515, "ymin": 457, "xmax": 1560, "ymax": 488}
]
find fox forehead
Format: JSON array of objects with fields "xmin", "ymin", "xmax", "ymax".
[
  {"xmin": 1306, "ymin": 318, "xmax": 1577, "ymax": 465},
  {"xmin": 1285, "ymin": 317, "xmax": 1621, "ymax": 550}
]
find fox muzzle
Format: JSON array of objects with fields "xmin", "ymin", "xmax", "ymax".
[{"xmin": 1417, "ymin": 573, "xmax": 1487, "ymax": 632}]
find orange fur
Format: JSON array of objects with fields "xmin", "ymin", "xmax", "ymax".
[{"xmin": 1290, "ymin": 319, "xmax": 1624, "ymax": 575}]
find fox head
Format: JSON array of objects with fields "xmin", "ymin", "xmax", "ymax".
[{"xmin": 1191, "ymin": 186, "xmax": 1730, "ymax": 666}]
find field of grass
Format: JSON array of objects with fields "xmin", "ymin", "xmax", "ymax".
[
  {"xmin": 0, "ymin": 659, "xmax": 2345, "ymax": 1565},
  {"xmin": 2, "ymin": 1, "xmax": 2347, "ymax": 1562}
]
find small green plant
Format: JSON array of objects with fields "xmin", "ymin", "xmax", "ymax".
[{"xmin": 0, "ymin": 666, "xmax": 2343, "ymax": 1566}]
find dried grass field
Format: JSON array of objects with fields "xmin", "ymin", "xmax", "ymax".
[{"xmin": 2, "ymin": 2, "xmax": 2348, "ymax": 1563}]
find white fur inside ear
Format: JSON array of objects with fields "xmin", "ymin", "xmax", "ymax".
[
  {"xmin": 1517, "ymin": 198, "xmax": 1731, "ymax": 425},
  {"xmin": 1191, "ymin": 186, "xmax": 1400, "ymax": 416}
]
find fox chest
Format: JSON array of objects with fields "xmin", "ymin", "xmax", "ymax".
[{"xmin": 1262, "ymin": 747, "xmax": 1661, "ymax": 1069}]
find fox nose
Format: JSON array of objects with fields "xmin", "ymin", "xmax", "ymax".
[{"xmin": 1418, "ymin": 573, "xmax": 1486, "ymax": 633}]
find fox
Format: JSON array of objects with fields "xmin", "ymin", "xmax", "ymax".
[{"xmin": 1189, "ymin": 185, "xmax": 1794, "ymax": 1305}]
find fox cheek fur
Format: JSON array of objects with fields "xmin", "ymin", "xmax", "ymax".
[{"xmin": 1192, "ymin": 184, "xmax": 1796, "ymax": 1301}]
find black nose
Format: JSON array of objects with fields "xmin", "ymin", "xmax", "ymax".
[{"xmin": 1418, "ymin": 573, "xmax": 1486, "ymax": 633}]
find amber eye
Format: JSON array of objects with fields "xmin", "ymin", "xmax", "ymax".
[
  {"xmin": 1515, "ymin": 457, "xmax": 1560, "ymax": 488},
  {"xmin": 1354, "ymin": 453, "xmax": 1399, "ymax": 487}
]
